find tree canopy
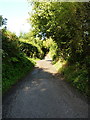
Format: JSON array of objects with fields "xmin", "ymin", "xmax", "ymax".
[{"xmin": 28, "ymin": 1, "xmax": 90, "ymax": 68}]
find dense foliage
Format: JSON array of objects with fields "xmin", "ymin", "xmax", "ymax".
[
  {"xmin": 2, "ymin": 2, "xmax": 90, "ymax": 95},
  {"xmin": 29, "ymin": 2, "xmax": 90, "ymax": 65},
  {"xmin": 2, "ymin": 29, "xmax": 36, "ymax": 94},
  {"xmin": 19, "ymin": 31, "xmax": 49, "ymax": 59},
  {"xmin": 2, "ymin": 28, "xmax": 49, "ymax": 94},
  {"xmin": 28, "ymin": 1, "xmax": 90, "ymax": 95}
]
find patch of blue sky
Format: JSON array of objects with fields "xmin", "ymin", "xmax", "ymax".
[{"xmin": 0, "ymin": 0, "xmax": 32, "ymax": 36}]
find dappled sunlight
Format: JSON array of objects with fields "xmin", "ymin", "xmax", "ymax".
[
  {"xmin": 23, "ymin": 86, "xmax": 31, "ymax": 91},
  {"xmin": 22, "ymin": 77, "xmax": 48, "ymax": 94},
  {"xmin": 40, "ymin": 88, "xmax": 47, "ymax": 92},
  {"xmin": 3, "ymin": 59, "xmax": 88, "ymax": 118},
  {"xmin": 32, "ymin": 81, "xmax": 37, "ymax": 84},
  {"xmin": 45, "ymin": 54, "xmax": 52, "ymax": 61},
  {"xmin": 54, "ymin": 59, "xmax": 66, "ymax": 72},
  {"xmin": 36, "ymin": 58, "xmax": 58, "ymax": 75}
]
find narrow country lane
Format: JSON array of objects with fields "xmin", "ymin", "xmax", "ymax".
[{"xmin": 2, "ymin": 57, "xmax": 88, "ymax": 118}]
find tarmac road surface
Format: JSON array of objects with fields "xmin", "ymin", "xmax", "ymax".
[{"xmin": 2, "ymin": 58, "xmax": 88, "ymax": 118}]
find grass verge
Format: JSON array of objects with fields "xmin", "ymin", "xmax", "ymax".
[
  {"xmin": 54, "ymin": 59, "xmax": 88, "ymax": 96},
  {"xmin": 2, "ymin": 56, "xmax": 36, "ymax": 95}
]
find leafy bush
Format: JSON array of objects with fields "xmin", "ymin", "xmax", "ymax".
[
  {"xmin": 19, "ymin": 41, "xmax": 39, "ymax": 58},
  {"xmin": 19, "ymin": 38, "xmax": 45, "ymax": 59}
]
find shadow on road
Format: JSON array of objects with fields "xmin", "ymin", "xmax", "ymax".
[{"xmin": 2, "ymin": 60, "xmax": 88, "ymax": 118}]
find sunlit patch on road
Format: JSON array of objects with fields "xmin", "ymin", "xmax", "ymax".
[{"xmin": 23, "ymin": 86, "xmax": 31, "ymax": 91}]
